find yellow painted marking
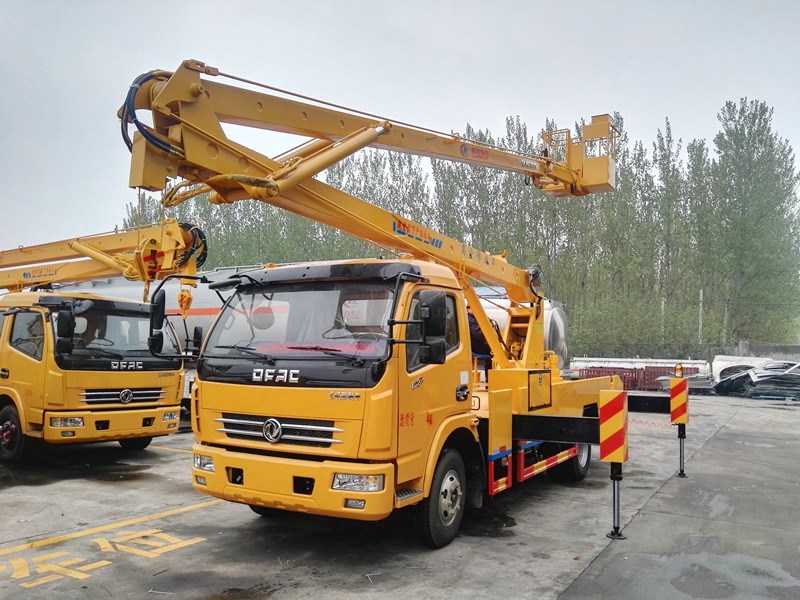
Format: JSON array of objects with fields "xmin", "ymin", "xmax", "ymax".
[
  {"xmin": 10, "ymin": 557, "xmax": 30, "ymax": 578},
  {"xmin": 114, "ymin": 528, "xmax": 162, "ymax": 544},
  {"xmin": 93, "ymin": 538, "xmax": 115, "ymax": 552},
  {"xmin": 90, "ymin": 528, "xmax": 206, "ymax": 558},
  {"xmin": 149, "ymin": 444, "xmax": 194, "ymax": 455},
  {"xmin": 0, "ymin": 499, "xmax": 222, "ymax": 557},
  {"xmin": 10, "ymin": 550, "xmax": 114, "ymax": 588}
]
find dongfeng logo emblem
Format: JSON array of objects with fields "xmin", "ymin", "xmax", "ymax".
[
  {"xmin": 262, "ymin": 418, "xmax": 282, "ymax": 443},
  {"xmin": 119, "ymin": 389, "xmax": 134, "ymax": 404}
]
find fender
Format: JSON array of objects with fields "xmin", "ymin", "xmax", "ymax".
[{"xmin": 420, "ymin": 412, "xmax": 479, "ymax": 497}]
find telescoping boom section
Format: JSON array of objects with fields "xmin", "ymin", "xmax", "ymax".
[{"xmin": 121, "ymin": 60, "xmax": 623, "ymax": 548}]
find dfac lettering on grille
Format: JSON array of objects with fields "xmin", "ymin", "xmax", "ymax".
[
  {"xmin": 111, "ymin": 361, "xmax": 144, "ymax": 370},
  {"xmin": 215, "ymin": 413, "xmax": 343, "ymax": 448},
  {"xmin": 252, "ymin": 368, "xmax": 300, "ymax": 383},
  {"xmin": 79, "ymin": 388, "xmax": 165, "ymax": 404}
]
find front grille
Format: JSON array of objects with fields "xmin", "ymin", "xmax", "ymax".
[
  {"xmin": 216, "ymin": 413, "xmax": 343, "ymax": 448},
  {"xmin": 79, "ymin": 388, "xmax": 165, "ymax": 405}
]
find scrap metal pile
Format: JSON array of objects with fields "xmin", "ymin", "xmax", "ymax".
[
  {"xmin": 656, "ymin": 371, "xmax": 715, "ymax": 394},
  {"xmin": 713, "ymin": 361, "xmax": 800, "ymax": 399}
]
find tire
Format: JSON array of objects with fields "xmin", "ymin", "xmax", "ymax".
[
  {"xmin": 249, "ymin": 504, "xmax": 276, "ymax": 518},
  {"xmin": 416, "ymin": 448, "xmax": 466, "ymax": 548},
  {"xmin": 0, "ymin": 404, "xmax": 26, "ymax": 463},
  {"xmin": 118, "ymin": 436, "xmax": 153, "ymax": 451},
  {"xmin": 547, "ymin": 443, "xmax": 591, "ymax": 483}
]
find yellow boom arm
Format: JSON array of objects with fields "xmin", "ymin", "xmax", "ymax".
[
  {"xmin": 123, "ymin": 60, "xmax": 616, "ymax": 296},
  {"xmin": 0, "ymin": 220, "xmax": 207, "ymax": 296},
  {"xmin": 121, "ymin": 60, "xmax": 615, "ymax": 366}
]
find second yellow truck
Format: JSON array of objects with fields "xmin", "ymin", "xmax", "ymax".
[{"xmin": 0, "ymin": 220, "xmax": 207, "ymax": 462}]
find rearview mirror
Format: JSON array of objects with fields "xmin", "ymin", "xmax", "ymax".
[
  {"xmin": 56, "ymin": 310, "xmax": 75, "ymax": 339},
  {"xmin": 55, "ymin": 310, "xmax": 75, "ymax": 354},
  {"xmin": 148, "ymin": 331, "xmax": 164, "ymax": 355},
  {"xmin": 419, "ymin": 338, "xmax": 447, "ymax": 365},
  {"xmin": 192, "ymin": 326, "xmax": 204, "ymax": 351},
  {"xmin": 150, "ymin": 289, "xmax": 166, "ymax": 331},
  {"xmin": 418, "ymin": 290, "xmax": 447, "ymax": 338}
]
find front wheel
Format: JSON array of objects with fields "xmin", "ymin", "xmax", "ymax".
[
  {"xmin": 118, "ymin": 436, "xmax": 152, "ymax": 451},
  {"xmin": 248, "ymin": 504, "xmax": 277, "ymax": 518},
  {"xmin": 547, "ymin": 443, "xmax": 591, "ymax": 482},
  {"xmin": 416, "ymin": 448, "xmax": 466, "ymax": 548},
  {"xmin": 0, "ymin": 405, "xmax": 26, "ymax": 463}
]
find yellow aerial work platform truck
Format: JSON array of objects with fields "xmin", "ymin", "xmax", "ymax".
[
  {"xmin": 122, "ymin": 60, "xmax": 622, "ymax": 547},
  {"xmin": 0, "ymin": 220, "xmax": 207, "ymax": 462}
]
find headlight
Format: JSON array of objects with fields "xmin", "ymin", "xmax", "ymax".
[
  {"xmin": 163, "ymin": 411, "xmax": 180, "ymax": 421},
  {"xmin": 50, "ymin": 417, "xmax": 84, "ymax": 428},
  {"xmin": 332, "ymin": 473, "xmax": 384, "ymax": 492},
  {"xmin": 193, "ymin": 454, "xmax": 215, "ymax": 472}
]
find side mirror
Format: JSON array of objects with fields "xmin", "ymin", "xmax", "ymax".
[
  {"xmin": 56, "ymin": 310, "xmax": 75, "ymax": 339},
  {"xmin": 55, "ymin": 310, "xmax": 75, "ymax": 354},
  {"xmin": 419, "ymin": 338, "xmax": 447, "ymax": 365},
  {"xmin": 418, "ymin": 290, "xmax": 447, "ymax": 338},
  {"xmin": 150, "ymin": 289, "xmax": 166, "ymax": 331},
  {"xmin": 148, "ymin": 331, "xmax": 164, "ymax": 354},
  {"xmin": 192, "ymin": 326, "xmax": 204, "ymax": 351},
  {"xmin": 147, "ymin": 289, "xmax": 167, "ymax": 358}
]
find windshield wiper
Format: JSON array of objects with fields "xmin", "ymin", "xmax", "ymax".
[
  {"xmin": 75, "ymin": 347, "xmax": 125, "ymax": 359},
  {"xmin": 286, "ymin": 345, "xmax": 365, "ymax": 366},
  {"xmin": 212, "ymin": 344, "xmax": 276, "ymax": 364}
]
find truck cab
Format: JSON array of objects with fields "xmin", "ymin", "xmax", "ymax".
[
  {"xmin": 191, "ymin": 260, "xmax": 478, "ymax": 539},
  {"xmin": 0, "ymin": 291, "xmax": 184, "ymax": 462}
]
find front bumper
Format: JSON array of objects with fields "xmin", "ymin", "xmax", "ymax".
[
  {"xmin": 43, "ymin": 406, "xmax": 181, "ymax": 443},
  {"xmin": 192, "ymin": 443, "xmax": 396, "ymax": 521}
]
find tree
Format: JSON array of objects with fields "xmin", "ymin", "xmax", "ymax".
[
  {"xmin": 710, "ymin": 99, "xmax": 800, "ymax": 344},
  {"xmin": 118, "ymin": 100, "xmax": 800, "ymax": 358}
]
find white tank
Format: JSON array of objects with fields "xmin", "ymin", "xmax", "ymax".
[{"xmin": 476, "ymin": 288, "xmax": 568, "ymax": 369}]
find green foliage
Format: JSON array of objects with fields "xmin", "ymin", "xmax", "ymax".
[{"xmin": 120, "ymin": 99, "xmax": 800, "ymax": 360}]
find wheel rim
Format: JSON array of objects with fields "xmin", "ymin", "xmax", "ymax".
[
  {"xmin": 1, "ymin": 419, "xmax": 18, "ymax": 453},
  {"xmin": 437, "ymin": 468, "xmax": 463, "ymax": 527}
]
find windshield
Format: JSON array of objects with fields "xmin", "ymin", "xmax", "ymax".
[
  {"xmin": 51, "ymin": 308, "xmax": 180, "ymax": 357},
  {"xmin": 204, "ymin": 280, "xmax": 394, "ymax": 361}
]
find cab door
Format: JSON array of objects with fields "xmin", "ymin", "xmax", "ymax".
[
  {"xmin": 0, "ymin": 310, "xmax": 48, "ymax": 427},
  {"xmin": 396, "ymin": 289, "xmax": 470, "ymax": 483}
]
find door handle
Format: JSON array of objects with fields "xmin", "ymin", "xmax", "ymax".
[
  {"xmin": 455, "ymin": 384, "xmax": 469, "ymax": 402},
  {"xmin": 0, "ymin": 368, "xmax": 9, "ymax": 379}
]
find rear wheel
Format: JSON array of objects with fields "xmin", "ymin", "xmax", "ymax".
[
  {"xmin": 547, "ymin": 443, "xmax": 591, "ymax": 482},
  {"xmin": 118, "ymin": 436, "xmax": 153, "ymax": 451},
  {"xmin": 0, "ymin": 405, "xmax": 26, "ymax": 463},
  {"xmin": 416, "ymin": 449, "xmax": 465, "ymax": 548}
]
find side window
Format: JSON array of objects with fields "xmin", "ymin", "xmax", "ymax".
[
  {"xmin": 405, "ymin": 293, "xmax": 459, "ymax": 372},
  {"xmin": 11, "ymin": 311, "xmax": 45, "ymax": 360},
  {"xmin": 405, "ymin": 297, "xmax": 423, "ymax": 371}
]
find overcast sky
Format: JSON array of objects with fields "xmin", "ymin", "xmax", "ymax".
[{"xmin": 1, "ymin": 1, "xmax": 798, "ymax": 250}]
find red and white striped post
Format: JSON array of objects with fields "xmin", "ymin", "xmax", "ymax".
[
  {"xmin": 599, "ymin": 390, "xmax": 629, "ymax": 539},
  {"xmin": 670, "ymin": 374, "xmax": 689, "ymax": 478}
]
